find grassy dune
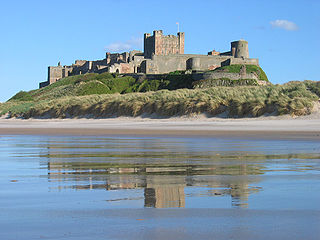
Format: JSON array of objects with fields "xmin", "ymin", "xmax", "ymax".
[
  {"xmin": 9, "ymin": 72, "xmax": 193, "ymax": 102},
  {"xmin": 8, "ymin": 65, "xmax": 268, "ymax": 103},
  {"xmin": 1, "ymin": 80, "xmax": 319, "ymax": 118}
]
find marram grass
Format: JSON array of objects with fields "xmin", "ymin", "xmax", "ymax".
[{"xmin": 1, "ymin": 81, "xmax": 319, "ymax": 118}]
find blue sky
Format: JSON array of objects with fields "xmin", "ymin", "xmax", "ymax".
[{"xmin": 0, "ymin": 0, "xmax": 319, "ymax": 102}]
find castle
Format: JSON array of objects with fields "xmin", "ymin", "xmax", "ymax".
[{"xmin": 39, "ymin": 30, "xmax": 259, "ymax": 88}]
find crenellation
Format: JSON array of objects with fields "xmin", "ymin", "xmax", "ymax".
[
  {"xmin": 144, "ymin": 30, "xmax": 184, "ymax": 58},
  {"xmin": 40, "ymin": 29, "xmax": 260, "ymax": 88}
]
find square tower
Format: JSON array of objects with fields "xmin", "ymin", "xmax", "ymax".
[{"xmin": 144, "ymin": 30, "xmax": 185, "ymax": 58}]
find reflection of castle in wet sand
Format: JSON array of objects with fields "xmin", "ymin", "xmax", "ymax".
[
  {"xmin": 99, "ymin": 167, "xmax": 186, "ymax": 208},
  {"xmin": 144, "ymin": 176, "xmax": 185, "ymax": 208},
  {"xmin": 48, "ymin": 164, "xmax": 262, "ymax": 208}
]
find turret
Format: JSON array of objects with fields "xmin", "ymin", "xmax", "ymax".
[
  {"xmin": 231, "ymin": 40, "xmax": 249, "ymax": 58},
  {"xmin": 177, "ymin": 32, "xmax": 185, "ymax": 54}
]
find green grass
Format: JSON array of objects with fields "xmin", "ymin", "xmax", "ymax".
[
  {"xmin": 136, "ymin": 79, "xmax": 168, "ymax": 92},
  {"xmin": 8, "ymin": 72, "xmax": 196, "ymax": 102},
  {"xmin": 303, "ymin": 80, "xmax": 320, "ymax": 97},
  {"xmin": 9, "ymin": 91, "xmax": 34, "ymax": 101},
  {"xmin": 0, "ymin": 101, "xmax": 35, "ymax": 116},
  {"xmin": 8, "ymin": 65, "xmax": 269, "ymax": 103},
  {"xmin": 168, "ymin": 70, "xmax": 186, "ymax": 75},
  {"xmin": 2, "ymin": 81, "xmax": 319, "ymax": 118},
  {"xmin": 3, "ymin": 68, "xmax": 318, "ymax": 119},
  {"xmin": 215, "ymin": 64, "xmax": 269, "ymax": 82},
  {"xmin": 76, "ymin": 81, "xmax": 111, "ymax": 96}
]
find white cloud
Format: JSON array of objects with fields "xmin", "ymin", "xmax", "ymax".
[
  {"xmin": 105, "ymin": 42, "xmax": 131, "ymax": 52},
  {"xmin": 270, "ymin": 19, "xmax": 299, "ymax": 31},
  {"xmin": 105, "ymin": 37, "xmax": 143, "ymax": 52}
]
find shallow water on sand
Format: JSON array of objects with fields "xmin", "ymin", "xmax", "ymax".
[{"xmin": 1, "ymin": 135, "xmax": 320, "ymax": 239}]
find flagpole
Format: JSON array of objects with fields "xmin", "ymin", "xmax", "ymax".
[{"xmin": 176, "ymin": 22, "xmax": 179, "ymax": 32}]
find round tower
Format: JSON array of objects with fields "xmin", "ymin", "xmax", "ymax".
[{"xmin": 231, "ymin": 40, "xmax": 249, "ymax": 58}]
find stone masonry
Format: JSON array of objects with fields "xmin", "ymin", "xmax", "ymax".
[
  {"xmin": 39, "ymin": 30, "xmax": 259, "ymax": 88},
  {"xmin": 144, "ymin": 30, "xmax": 184, "ymax": 58}
]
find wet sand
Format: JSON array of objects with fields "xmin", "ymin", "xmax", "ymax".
[
  {"xmin": 1, "ymin": 128, "xmax": 320, "ymax": 240},
  {"xmin": 2, "ymin": 208, "xmax": 319, "ymax": 240},
  {"xmin": 0, "ymin": 117, "xmax": 320, "ymax": 140}
]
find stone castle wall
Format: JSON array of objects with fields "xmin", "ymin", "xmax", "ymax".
[
  {"xmin": 144, "ymin": 30, "xmax": 184, "ymax": 58},
  {"xmin": 192, "ymin": 72, "xmax": 259, "ymax": 81},
  {"xmin": 40, "ymin": 30, "xmax": 260, "ymax": 88},
  {"xmin": 140, "ymin": 54, "xmax": 255, "ymax": 74},
  {"xmin": 222, "ymin": 57, "xmax": 259, "ymax": 66}
]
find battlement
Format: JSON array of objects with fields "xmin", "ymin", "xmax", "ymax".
[
  {"xmin": 153, "ymin": 30, "xmax": 163, "ymax": 36},
  {"xmin": 40, "ymin": 29, "xmax": 260, "ymax": 88},
  {"xmin": 144, "ymin": 30, "xmax": 184, "ymax": 58}
]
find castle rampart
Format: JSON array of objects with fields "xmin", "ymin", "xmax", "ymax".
[{"xmin": 40, "ymin": 30, "xmax": 260, "ymax": 88}]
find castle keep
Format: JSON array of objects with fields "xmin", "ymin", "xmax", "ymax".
[
  {"xmin": 144, "ymin": 30, "xmax": 184, "ymax": 58},
  {"xmin": 40, "ymin": 30, "xmax": 259, "ymax": 88}
]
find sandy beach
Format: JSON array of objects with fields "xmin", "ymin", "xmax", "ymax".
[
  {"xmin": 0, "ymin": 115, "xmax": 319, "ymax": 140},
  {"xmin": 2, "ymin": 115, "xmax": 320, "ymax": 240}
]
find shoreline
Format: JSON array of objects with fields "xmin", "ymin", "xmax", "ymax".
[{"xmin": 0, "ymin": 117, "xmax": 320, "ymax": 140}]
